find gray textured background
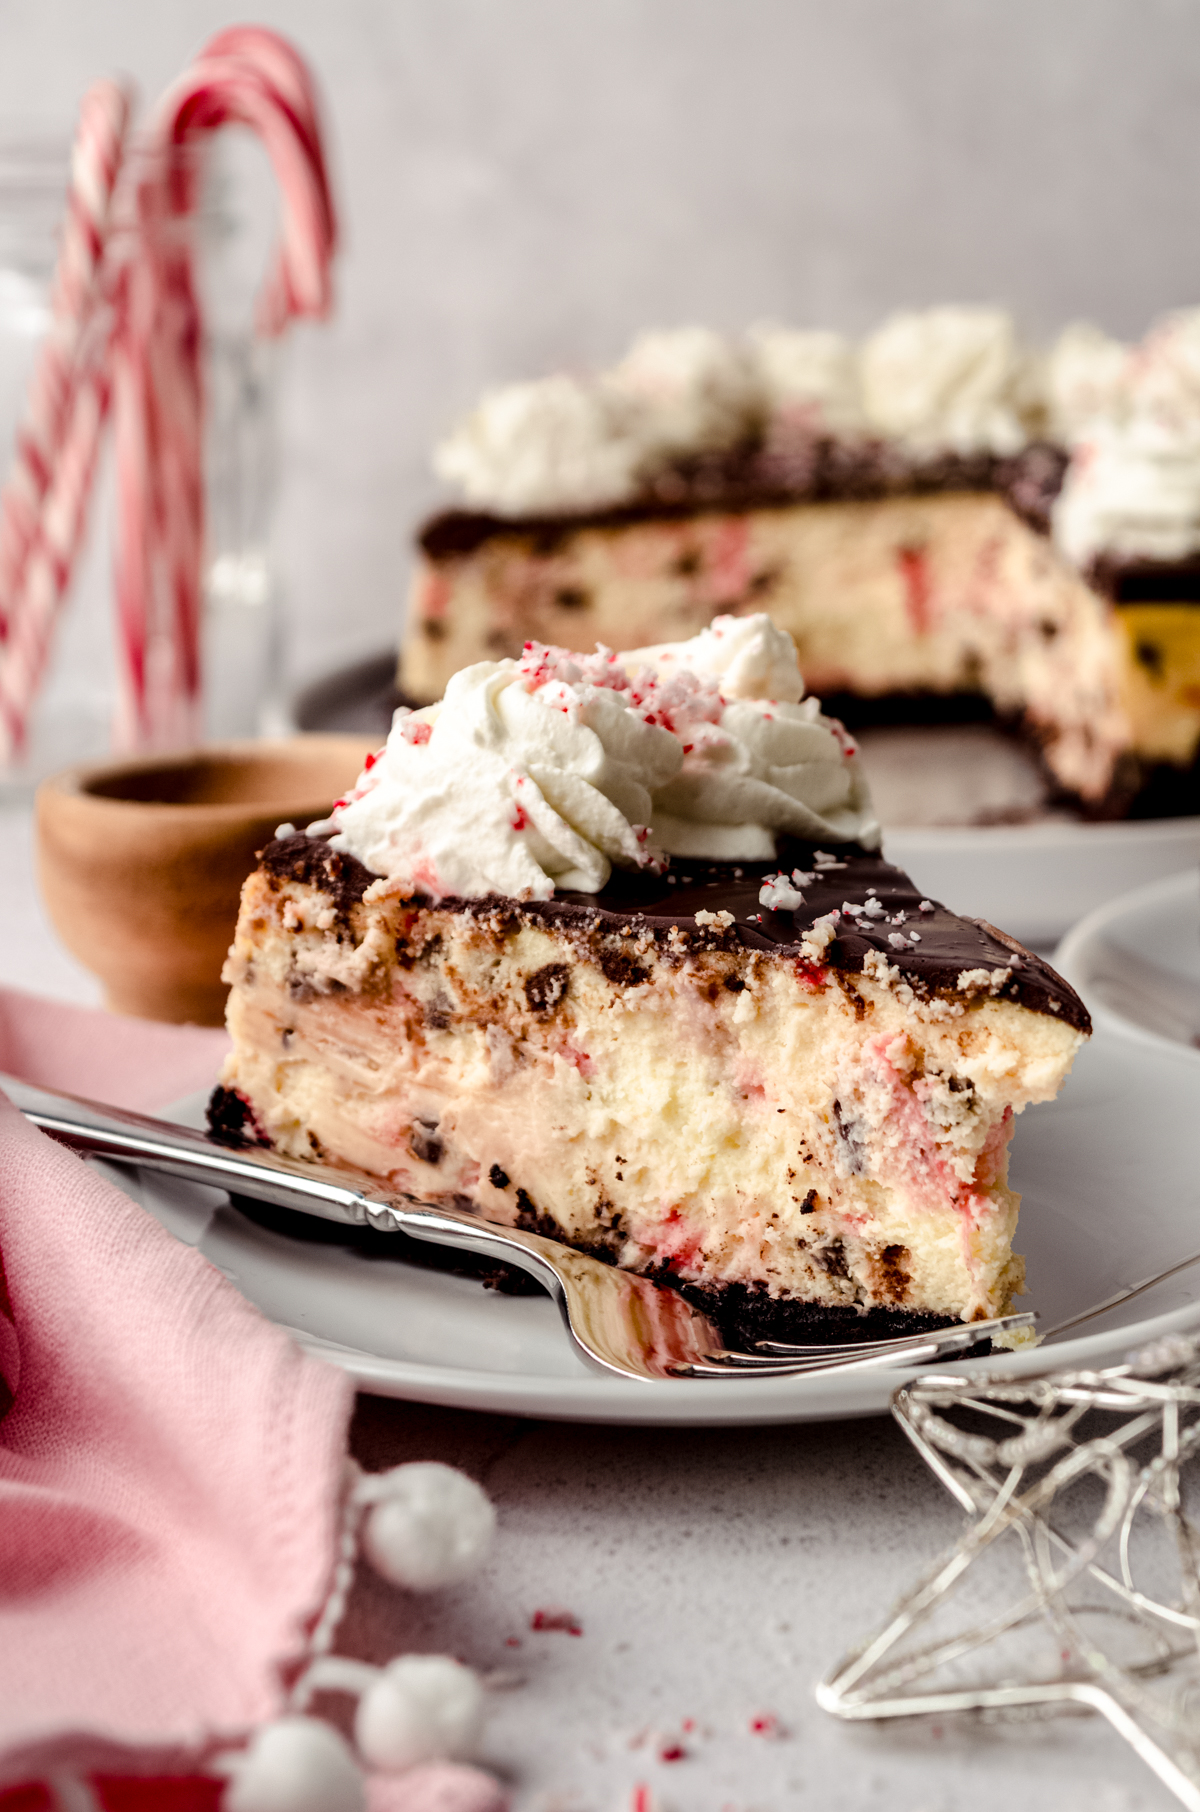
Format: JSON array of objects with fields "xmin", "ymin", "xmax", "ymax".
[{"xmin": 5, "ymin": 0, "xmax": 1200, "ymax": 691}]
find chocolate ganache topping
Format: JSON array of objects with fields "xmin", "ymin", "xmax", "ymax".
[
  {"xmin": 418, "ymin": 440, "xmax": 1069, "ymax": 561},
  {"xmin": 260, "ymin": 831, "xmax": 1090, "ymax": 1034}
]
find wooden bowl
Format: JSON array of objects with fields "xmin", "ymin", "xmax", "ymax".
[{"xmin": 36, "ymin": 735, "xmax": 375, "ymax": 1025}]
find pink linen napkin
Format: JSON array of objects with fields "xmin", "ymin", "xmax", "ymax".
[
  {"xmin": 0, "ymin": 987, "xmax": 505, "ymax": 1810},
  {"xmin": 0, "ymin": 985, "xmax": 231, "ymax": 1114},
  {"xmin": 0, "ymin": 982, "xmax": 352, "ymax": 1778}
]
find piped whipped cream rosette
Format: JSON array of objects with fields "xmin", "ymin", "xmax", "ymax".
[
  {"xmin": 1049, "ymin": 308, "xmax": 1200, "ymax": 567},
  {"xmin": 324, "ymin": 613, "xmax": 880, "ymax": 900},
  {"xmin": 322, "ymin": 653, "xmax": 679, "ymax": 899},
  {"xmin": 621, "ymin": 614, "xmax": 880, "ymax": 859}
]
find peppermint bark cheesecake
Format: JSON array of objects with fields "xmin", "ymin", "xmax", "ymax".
[
  {"xmin": 405, "ymin": 309, "xmax": 1200, "ymax": 815},
  {"xmin": 212, "ymin": 617, "xmax": 1088, "ymax": 1340}
]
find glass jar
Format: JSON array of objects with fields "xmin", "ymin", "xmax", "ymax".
[
  {"xmin": 197, "ymin": 134, "xmax": 283, "ymax": 747},
  {"xmin": 0, "ymin": 129, "xmax": 283, "ymax": 797},
  {"xmin": 0, "ymin": 135, "xmax": 115, "ymax": 800}
]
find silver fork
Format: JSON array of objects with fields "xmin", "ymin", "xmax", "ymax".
[{"xmin": 7, "ymin": 1076, "xmax": 1033, "ymax": 1384}]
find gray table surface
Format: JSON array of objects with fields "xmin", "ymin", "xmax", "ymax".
[{"xmin": 0, "ymin": 800, "xmax": 1163, "ymax": 1811}]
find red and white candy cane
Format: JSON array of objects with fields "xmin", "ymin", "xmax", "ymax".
[
  {"xmin": 0, "ymin": 79, "xmax": 129, "ymax": 760},
  {"xmin": 110, "ymin": 26, "xmax": 337, "ymax": 750},
  {"xmin": 0, "ymin": 27, "xmax": 337, "ymax": 761}
]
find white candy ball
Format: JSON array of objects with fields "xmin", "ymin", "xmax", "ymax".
[
  {"xmin": 224, "ymin": 1716, "xmax": 365, "ymax": 1812},
  {"xmin": 354, "ymin": 1655, "xmax": 485, "ymax": 1772},
  {"xmin": 361, "ymin": 1463, "xmax": 496, "ymax": 1590}
]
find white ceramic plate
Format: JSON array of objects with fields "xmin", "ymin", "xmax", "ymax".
[
  {"xmin": 885, "ymin": 815, "xmax": 1200, "ymax": 952},
  {"xmin": 93, "ymin": 1018, "xmax": 1200, "ymax": 1426},
  {"xmin": 1056, "ymin": 868, "xmax": 1200, "ymax": 1058},
  {"xmin": 861, "ymin": 724, "xmax": 1200, "ymax": 945}
]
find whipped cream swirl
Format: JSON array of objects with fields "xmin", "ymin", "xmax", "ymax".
[
  {"xmin": 859, "ymin": 306, "xmax": 1034, "ymax": 457},
  {"xmin": 1044, "ymin": 321, "xmax": 1130, "ymax": 443},
  {"xmin": 610, "ymin": 326, "xmax": 765, "ymax": 458},
  {"xmin": 747, "ymin": 324, "xmax": 865, "ymax": 437},
  {"xmin": 433, "ymin": 374, "xmax": 646, "ymax": 517},
  {"xmin": 434, "ymin": 328, "xmax": 764, "ymax": 519},
  {"xmin": 622, "ymin": 612, "xmax": 806, "ymax": 705},
  {"xmin": 326, "ymin": 614, "xmax": 880, "ymax": 900},
  {"xmin": 1051, "ymin": 309, "xmax": 1200, "ymax": 566}
]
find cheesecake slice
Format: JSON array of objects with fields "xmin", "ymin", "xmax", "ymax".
[{"xmin": 210, "ymin": 832, "xmax": 1088, "ymax": 1341}]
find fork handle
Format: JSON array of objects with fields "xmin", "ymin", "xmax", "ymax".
[
  {"xmin": 2, "ymin": 1074, "xmax": 567, "ymax": 1292},
  {"xmin": 4, "ymin": 1074, "xmax": 729, "ymax": 1382}
]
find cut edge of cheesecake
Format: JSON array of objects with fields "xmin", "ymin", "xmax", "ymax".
[
  {"xmin": 401, "ymin": 480, "xmax": 1200, "ymax": 815},
  {"xmin": 208, "ymin": 833, "xmax": 1089, "ymax": 1346}
]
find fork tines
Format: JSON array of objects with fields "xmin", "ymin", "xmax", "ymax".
[{"xmin": 671, "ymin": 1312, "xmax": 1037, "ymax": 1379}]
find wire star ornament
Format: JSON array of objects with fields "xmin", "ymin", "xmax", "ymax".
[{"xmin": 818, "ymin": 1330, "xmax": 1200, "ymax": 1809}]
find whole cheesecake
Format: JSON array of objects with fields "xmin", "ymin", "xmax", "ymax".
[
  {"xmin": 402, "ymin": 309, "xmax": 1200, "ymax": 816},
  {"xmin": 210, "ymin": 617, "xmax": 1089, "ymax": 1343}
]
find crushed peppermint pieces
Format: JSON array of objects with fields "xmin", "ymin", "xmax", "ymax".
[
  {"xmin": 813, "ymin": 850, "xmax": 846, "ymax": 870},
  {"xmin": 861, "ymin": 947, "xmax": 965, "ymax": 1016},
  {"xmin": 759, "ymin": 873, "xmax": 805, "ymax": 912},
  {"xmin": 397, "ymin": 714, "xmax": 432, "ymax": 746},
  {"xmin": 800, "ymin": 910, "xmax": 840, "ymax": 962},
  {"xmin": 956, "ymin": 965, "xmax": 1013, "ymax": 996},
  {"xmin": 530, "ymin": 1607, "xmax": 583, "ymax": 1635},
  {"xmin": 918, "ymin": 900, "xmax": 935, "ymax": 913},
  {"xmin": 694, "ymin": 908, "xmax": 735, "ymax": 929},
  {"xmin": 844, "ymin": 897, "xmax": 891, "ymax": 922}
]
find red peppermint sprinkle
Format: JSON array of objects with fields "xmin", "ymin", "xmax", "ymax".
[
  {"xmin": 750, "ymin": 1712, "xmax": 781, "ymax": 1736},
  {"xmin": 530, "ymin": 1606, "xmax": 582, "ymax": 1635}
]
